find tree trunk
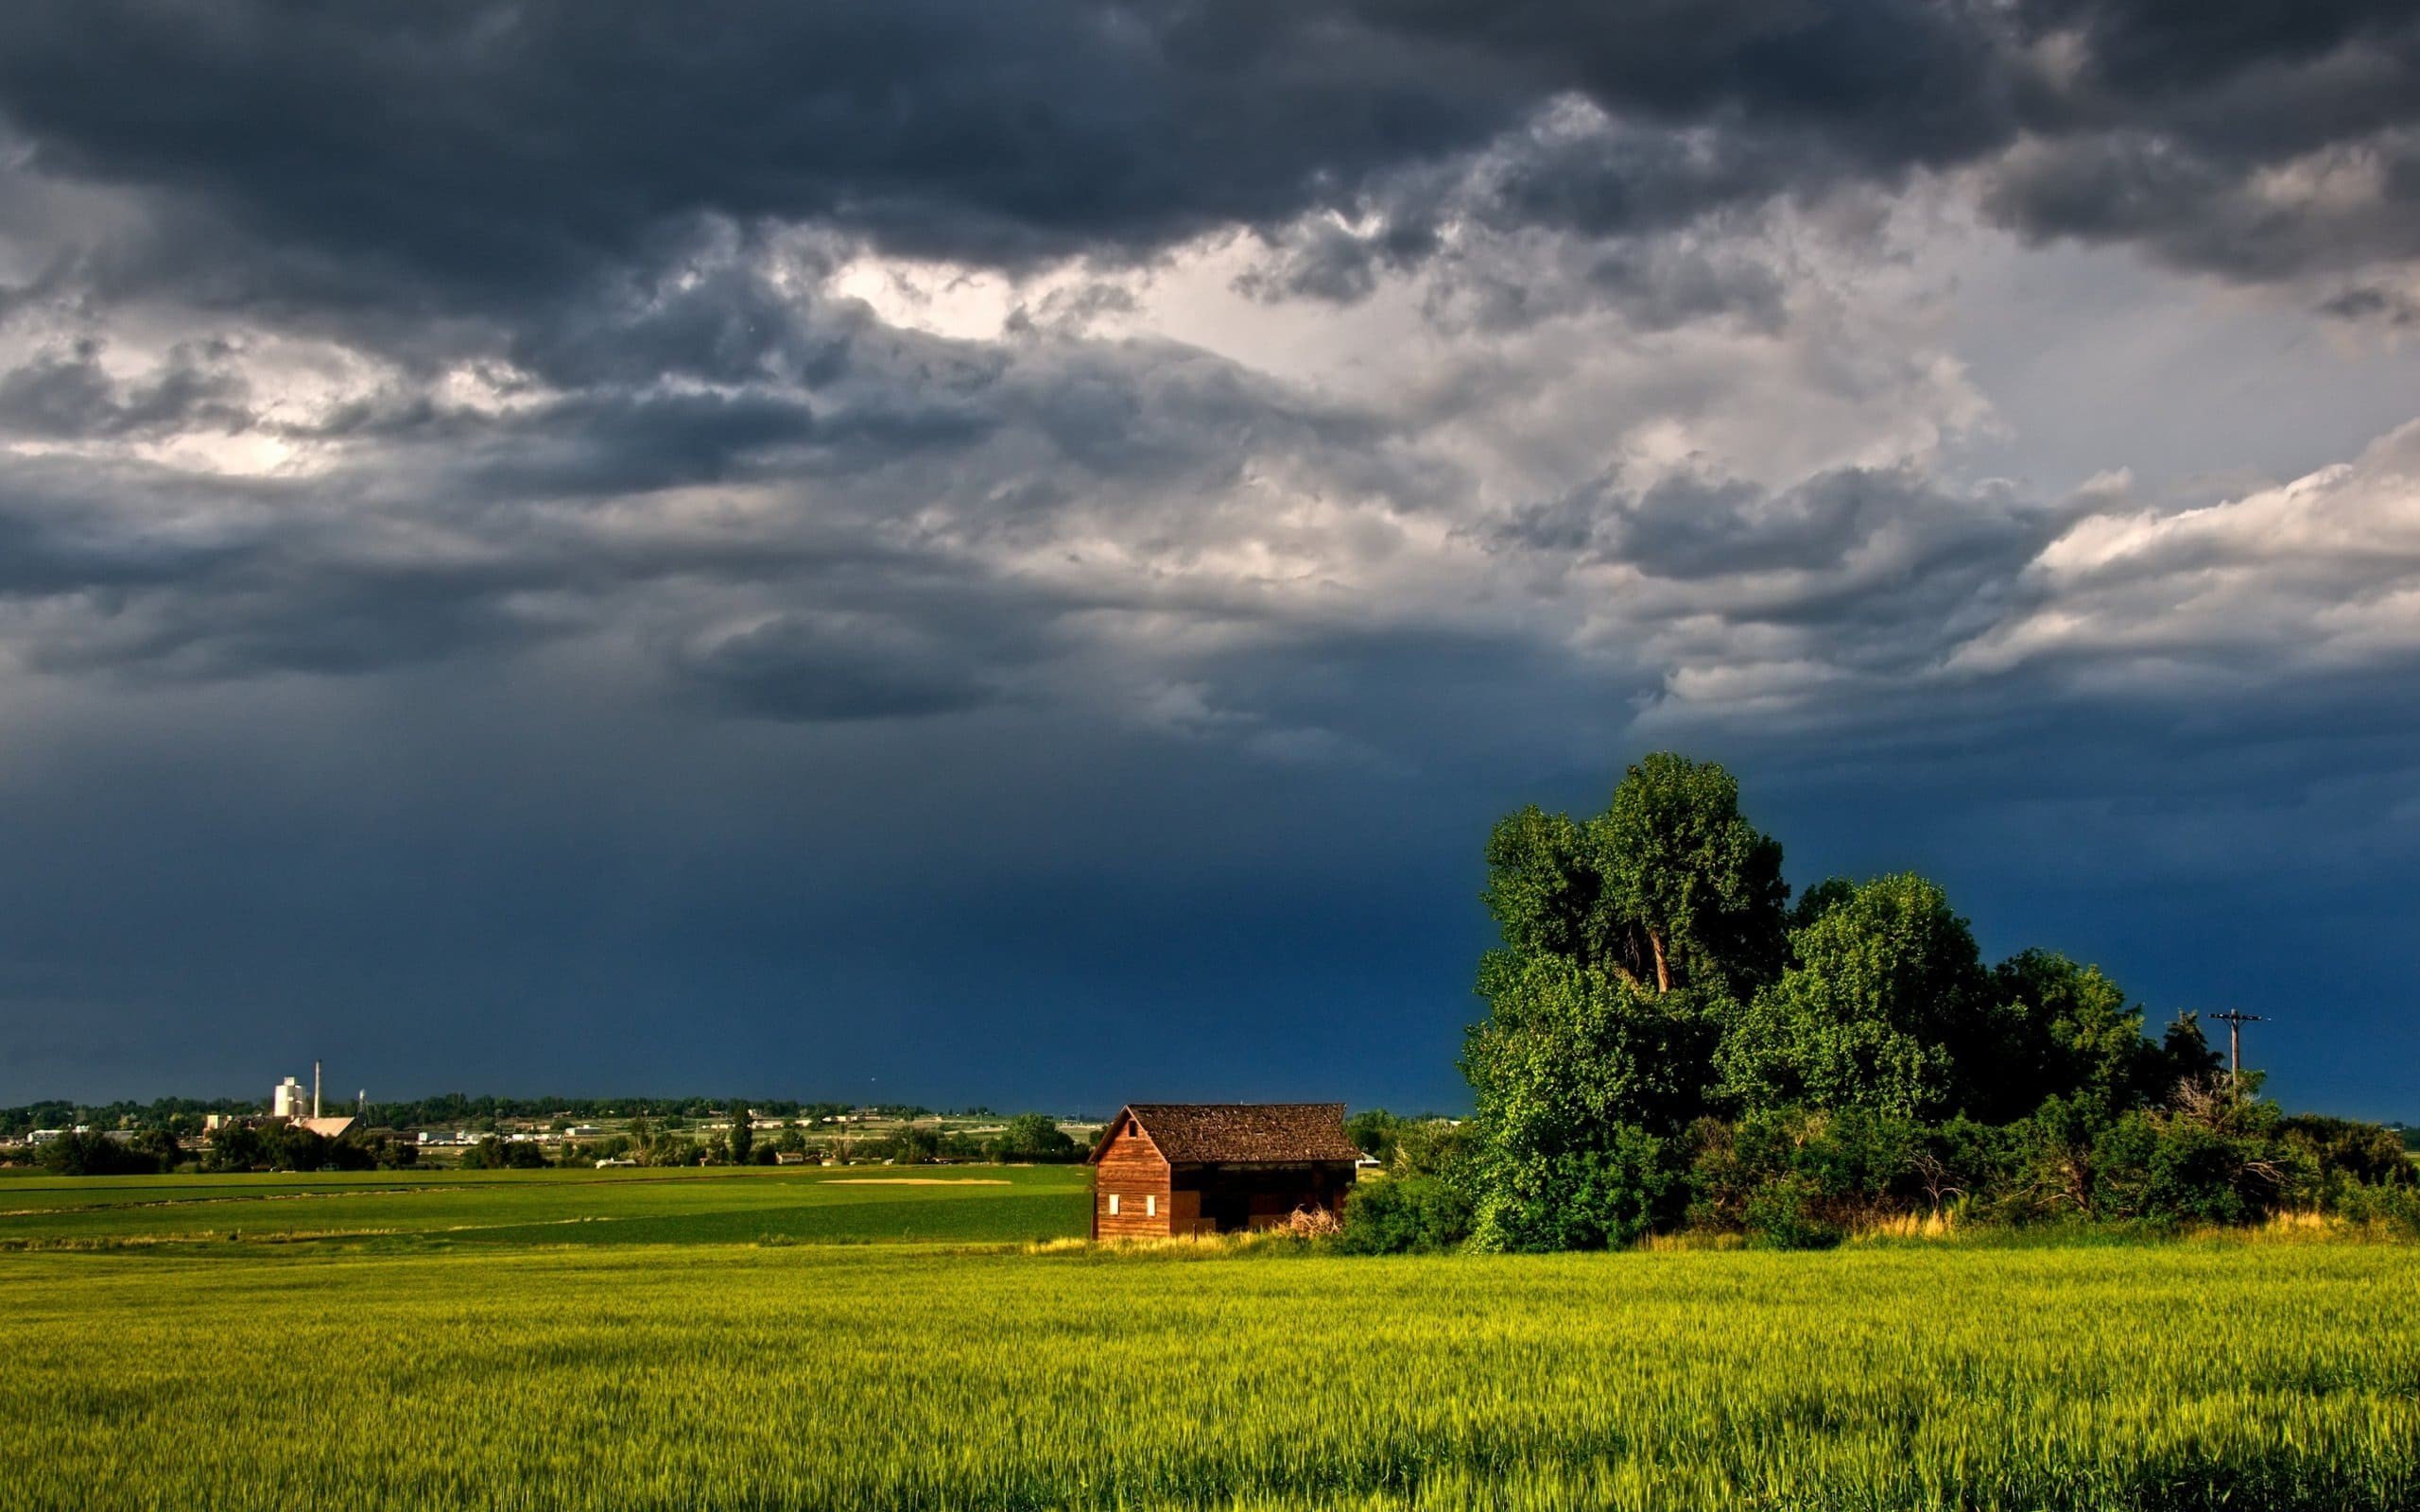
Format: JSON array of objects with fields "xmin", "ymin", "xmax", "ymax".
[{"xmin": 1649, "ymin": 929, "xmax": 1671, "ymax": 993}]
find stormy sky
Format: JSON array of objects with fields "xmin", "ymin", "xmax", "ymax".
[{"xmin": 2, "ymin": 0, "xmax": 2416, "ymax": 1117}]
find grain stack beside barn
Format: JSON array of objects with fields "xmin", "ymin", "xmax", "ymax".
[{"xmin": 1087, "ymin": 1102, "xmax": 1362, "ymax": 1239}]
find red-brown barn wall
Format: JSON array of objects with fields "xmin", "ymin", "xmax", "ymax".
[{"xmin": 1092, "ymin": 1125, "xmax": 1177, "ymax": 1238}]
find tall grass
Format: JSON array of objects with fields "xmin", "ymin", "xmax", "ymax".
[{"xmin": 3, "ymin": 1241, "xmax": 2412, "ymax": 1510}]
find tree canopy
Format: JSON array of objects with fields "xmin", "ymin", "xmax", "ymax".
[
  {"xmin": 1435, "ymin": 752, "xmax": 2412, "ymax": 1253},
  {"xmin": 1478, "ymin": 753, "xmax": 1786, "ymax": 1005},
  {"xmin": 1716, "ymin": 872, "xmax": 1992, "ymax": 1121}
]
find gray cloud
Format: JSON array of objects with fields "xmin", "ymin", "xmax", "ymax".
[
  {"xmin": 1499, "ymin": 463, "xmax": 2048, "ymax": 597},
  {"xmin": 2320, "ymin": 284, "xmax": 2420, "ymax": 324},
  {"xmin": 0, "ymin": 338, "xmax": 252, "ymax": 440},
  {"xmin": 0, "ymin": 234, "xmax": 1426, "ymax": 712}
]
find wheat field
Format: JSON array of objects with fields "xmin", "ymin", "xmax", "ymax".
[{"xmin": 3, "ymin": 1227, "xmax": 2413, "ymax": 1511}]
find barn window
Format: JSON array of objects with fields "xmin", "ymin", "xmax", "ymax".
[
  {"xmin": 1107, "ymin": 1194, "xmax": 1121, "ymax": 1215},
  {"xmin": 1146, "ymin": 1195, "xmax": 1158, "ymax": 1217}
]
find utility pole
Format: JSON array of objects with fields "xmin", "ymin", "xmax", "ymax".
[{"xmin": 2211, "ymin": 1009, "xmax": 2261, "ymax": 1085}]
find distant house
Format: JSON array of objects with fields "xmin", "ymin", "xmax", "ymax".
[{"xmin": 1087, "ymin": 1103, "xmax": 1361, "ymax": 1240}]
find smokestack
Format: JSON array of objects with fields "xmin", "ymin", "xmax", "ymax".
[{"xmin": 313, "ymin": 1060, "xmax": 322, "ymax": 1120}]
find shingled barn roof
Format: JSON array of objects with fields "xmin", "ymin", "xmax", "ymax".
[{"xmin": 1090, "ymin": 1103, "xmax": 1362, "ymax": 1165}]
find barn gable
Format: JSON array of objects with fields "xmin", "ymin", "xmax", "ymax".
[{"xmin": 1088, "ymin": 1111, "xmax": 1175, "ymax": 1240}]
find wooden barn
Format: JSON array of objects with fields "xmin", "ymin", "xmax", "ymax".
[{"xmin": 1087, "ymin": 1102, "xmax": 1363, "ymax": 1240}]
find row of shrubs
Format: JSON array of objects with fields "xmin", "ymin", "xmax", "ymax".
[
  {"xmin": 1338, "ymin": 1088, "xmax": 2420, "ymax": 1253},
  {"xmin": 31, "ymin": 1124, "xmax": 423, "ymax": 1176},
  {"xmin": 470, "ymin": 1110, "xmax": 1088, "ymax": 1169}
]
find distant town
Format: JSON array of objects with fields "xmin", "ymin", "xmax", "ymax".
[{"xmin": 0, "ymin": 1062, "xmax": 1108, "ymax": 1174}]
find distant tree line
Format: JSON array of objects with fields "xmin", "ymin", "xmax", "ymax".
[
  {"xmin": 1343, "ymin": 754, "xmax": 2419, "ymax": 1253},
  {"xmin": 0, "ymin": 1095, "xmax": 980, "ymax": 1143},
  {"xmin": 337, "ymin": 1095, "xmax": 950, "ymax": 1131},
  {"xmin": 13, "ymin": 1108, "xmax": 1087, "ymax": 1177},
  {"xmin": 550, "ymin": 1111, "xmax": 1083, "ymax": 1170},
  {"xmin": 3, "ymin": 1085, "xmax": 1095, "ymax": 1177},
  {"xmin": 0, "ymin": 1098, "xmax": 260, "ymax": 1141},
  {"xmin": 29, "ymin": 1124, "xmax": 422, "ymax": 1177},
  {"xmin": 200, "ymin": 1124, "xmax": 420, "ymax": 1174}
]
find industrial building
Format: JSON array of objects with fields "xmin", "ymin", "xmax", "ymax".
[{"xmin": 204, "ymin": 1060, "xmax": 355, "ymax": 1140}]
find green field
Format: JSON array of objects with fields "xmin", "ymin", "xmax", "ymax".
[
  {"xmin": 2, "ymin": 1174, "xmax": 2415, "ymax": 1511},
  {"xmin": 0, "ymin": 1164, "xmax": 1092, "ymax": 1248}
]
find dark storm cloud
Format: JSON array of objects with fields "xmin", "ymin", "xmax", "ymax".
[
  {"xmin": 1981, "ymin": 131, "xmax": 2420, "ymax": 282},
  {"xmin": 0, "ymin": 454, "xmax": 572, "ymax": 678},
  {"xmin": 672, "ymin": 612, "xmax": 1007, "ymax": 723},
  {"xmin": 1976, "ymin": 0, "xmax": 2420, "ymax": 282},
  {"xmin": 0, "ymin": 1, "xmax": 1516, "ymax": 312},
  {"xmin": 0, "ymin": 1, "xmax": 2416, "ymax": 1120},
  {"xmin": 1350, "ymin": 0, "xmax": 2013, "ymax": 156},
  {"xmin": 2013, "ymin": 0, "xmax": 2413, "ymax": 91},
  {"xmin": 3, "ymin": 0, "xmax": 2415, "ymax": 337},
  {"xmin": 0, "ymin": 2, "xmax": 2407, "ymax": 733}
]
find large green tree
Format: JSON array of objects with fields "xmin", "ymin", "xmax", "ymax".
[
  {"xmin": 1714, "ymin": 873, "xmax": 1994, "ymax": 1120},
  {"xmin": 1987, "ymin": 951, "xmax": 2170, "ymax": 1120},
  {"xmin": 1462, "ymin": 959, "xmax": 1720, "ymax": 1248},
  {"xmin": 1463, "ymin": 754, "xmax": 1788, "ymax": 1249}
]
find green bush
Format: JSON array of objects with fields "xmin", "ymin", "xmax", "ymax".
[
  {"xmin": 1476, "ymin": 1128, "xmax": 1688, "ymax": 1252},
  {"xmin": 985, "ymin": 1113, "xmax": 1079, "ymax": 1163},
  {"xmin": 461, "ymin": 1137, "xmax": 550, "ymax": 1171},
  {"xmin": 1338, "ymin": 1176, "xmax": 1475, "ymax": 1254},
  {"xmin": 2327, "ymin": 1179, "xmax": 2420, "ymax": 1234},
  {"xmin": 1742, "ymin": 1173, "xmax": 1841, "ymax": 1249},
  {"xmin": 1392, "ymin": 1119, "xmax": 1474, "ymax": 1178},
  {"xmin": 1342, "ymin": 1109, "xmax": 1404, "ymax": 1165},
  {"xmin": 39, "ymin": 1130, "xmax": 164, "ymax": 1177},
  {"xmin": 1687, "ymin": 1108, "xmax": 1929, "ymax": 1237},
  {"xmin": 2281, "ymin": 1114, "xmax": 2412, "ymax": 1192}
]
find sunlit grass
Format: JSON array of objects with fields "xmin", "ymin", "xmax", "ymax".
[{"xmin": 3, "ymin": 1237, "xmax": 2412, "ymax": 1510}]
